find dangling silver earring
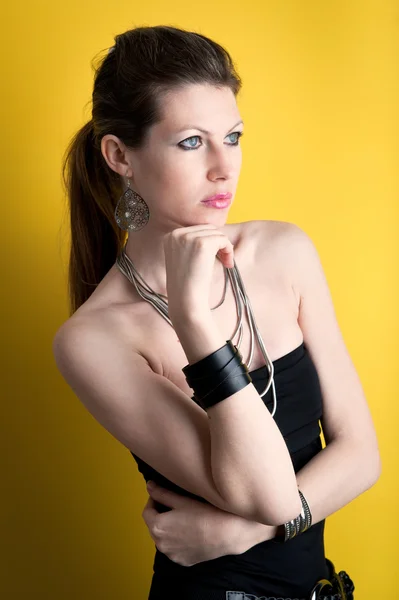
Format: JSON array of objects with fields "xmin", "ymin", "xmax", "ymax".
[{"xmin": 114, "ymin": 178, "xmax": 150, "ymax": 232}]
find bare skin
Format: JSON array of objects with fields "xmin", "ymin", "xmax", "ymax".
[
  {"xmin": 58, "ymin": 83, "xmax": 379, "ymax": 567},
  {"xmin": 61, "ymin": 83, "xmax": 305, "ymax": 563},
  {"xmin": 72, "ymin": 220, "xmax": 302, "ymax": 390},
  {"xmin": 67, "ymin": 218, "xmax": 304, "ymax": 564}
]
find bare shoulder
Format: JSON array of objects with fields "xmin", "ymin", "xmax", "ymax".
[
  {"xmin": 255, "ymin": 220, "xmax": 324, "ymax": 295},
  {"xmin": 246, "ymin": 218, "xmax": 303, "ymax": 245},
  {"xmin": 243, "ymin": 219, "xmax": 312, "ymax": 306},
  {"xmin": 243, "ymin": 218, "xmax": 308, "ymax": 267},
  {"xmin": 52, "ymin": 301, "xmax": 151, "ymax": 376}
]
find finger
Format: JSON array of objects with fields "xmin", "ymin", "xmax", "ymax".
[
  {"xmin": 165, "ymin": 224, "xmax": 218, "ymax": 243},
  {"xmin": 142, "ymin": 498, "xmax": 159, "ymax": 523},
  {"xmin": 146, "ymin": 481, "xmax": 185, "ymax": 509},
  {"xmin": 171, "ymin": 224, "xmax": 218, "ymax": 235},
  {"xmin": 143, "ymin": 496, "xmax": 157, "ymax": 510},
  {"xmin": 185, "ymin": 231, "xmax": 235, "ymax": 257},
  {"xmin": 182, "ymin": 230, "xmax": 233, "ymax": 243},
  {"xmin": 165, "ymin": 228, "xmax": 235, "ymax": 263}
]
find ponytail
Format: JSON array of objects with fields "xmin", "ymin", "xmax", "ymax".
[
  {"xmin": 61, "ymin": 25, "xmax": 242, "ymax": 315},
  {"xmin": 62, "ymin": 120, "xmax": 125, "ymax": 315}
]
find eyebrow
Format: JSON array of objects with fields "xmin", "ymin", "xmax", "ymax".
[{"xmin": 175, "ymin": 120, "xmax": 244, "ymax": 135}]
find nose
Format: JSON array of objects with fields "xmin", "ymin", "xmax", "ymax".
[{"xmin": 207, "ymin": 146, "xmax": 238, "ymax": 181}]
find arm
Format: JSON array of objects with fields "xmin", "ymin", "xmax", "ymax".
[
  {"xmin": 227, "ymin": 223, "xmax": 381, "ymax": 553},
  {"xmin": 230, "ymin": 437, "xmax": 381, "ymax": 554},
  {"xmin": 293, "ymin": 222, "xmax": 381, "ymax": 514},
  {"xmin": 52, "ymin": 309, "xmax": 301, "ymax": 529},
  {"xmin": 174, "ymin": 315, "xmax": 302, "ymax": 525},
  {"xmin": 141, "ymin": 222, "xmax": 381, "ymax": 559}
]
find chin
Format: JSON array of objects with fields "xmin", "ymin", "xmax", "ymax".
[
  {"xmin": 201, "ymin": 215, "xmax": 229, "ymax": 227},
  {"xmin": 200, "ymin": 205, "xmax": 231, "ymax": 216},
  {"xmin": 176, "ymin": 206, "xmax": 230, "ymax": 229}
]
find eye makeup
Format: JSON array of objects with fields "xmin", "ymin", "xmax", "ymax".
[{"xmin": 178, "ymin": 130, "xmax": 244, "ymax": 151}]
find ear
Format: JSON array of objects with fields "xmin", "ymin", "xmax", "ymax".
[{"xmin": 100, "ymin": 134, "xmax": 133, "ymax": 180}]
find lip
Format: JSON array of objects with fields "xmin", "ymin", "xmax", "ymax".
[
  {"xmin": 201, "ymin": 193, "xmax": 232, "ymax": 203},
  {"xmin": 201, "ymin": 198, "xmax": 231, "ymax": 209},
  {"xmin": 201, "ymin": 192, "xmax": 232, "ymax": 209}
]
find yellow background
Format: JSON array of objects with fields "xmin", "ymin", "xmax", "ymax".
[{"xmin": 2, "ymin": 1, "xmax": 397, "ymax": 598}]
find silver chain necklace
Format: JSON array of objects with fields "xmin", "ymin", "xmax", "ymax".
[{"xmin": 115, "ymin": 244, "xmax": 278, "ymax": 416}]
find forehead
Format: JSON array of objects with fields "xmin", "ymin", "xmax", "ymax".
[{"xmin": 155, "ymin": 84, "xmax": 241, "ymax": 134}]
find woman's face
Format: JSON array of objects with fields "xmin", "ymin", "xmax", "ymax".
[{"xmin": 126, "ymin": 83, "xmax": 244, "ymax": 229}]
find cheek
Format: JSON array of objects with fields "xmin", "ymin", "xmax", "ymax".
[
  {"xmin": 135, "ymin": 156, "xmax": 170, "ymax": 194},
  {"xmin": 157, "ymin": 154, "xmax": 200, "ymax": 190},
  {"xmin": 137, "ymin": 155, "xmax": 197, "ymax": 208},
  {"xmin": 234, "ymin": 148, "xmax": 243, "ymax": 170}
]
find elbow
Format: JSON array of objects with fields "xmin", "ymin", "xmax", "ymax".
[
  {"xmin": 260, "ymin": 497, "xmax": 303, "ymax": 527},
  {"xmin": 352, "ymin": 442, "xmax": 382, "ymax": 493},
  {"xmin": 229, "ymin": 492, "xmax": 303, "ymax": 527},
  {"xmin": 366, "ymin": 449, "xmax": 382, "ymax": 488}
]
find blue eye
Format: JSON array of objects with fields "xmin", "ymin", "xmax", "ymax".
[
  {"xmin": 226, "ymin": 132, "xmax": 242, "ymax": 144},
  {"xmin": 180, "ymin": 136, "xmax": 201, "ymax": 149},
  {"xmin": 178, "ymin": 131, "xmax": 243, "ymax": 151}
]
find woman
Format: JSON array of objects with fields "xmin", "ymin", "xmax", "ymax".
[{"xmin": 53, "ymin": 25, "xmax": 380, "ymax": 599}]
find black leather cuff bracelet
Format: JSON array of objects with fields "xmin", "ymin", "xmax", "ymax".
[
  {"xmin": 195, "ymin": 370, "xmax": 252, "ymax": 409},
  {"xmin": 182, "ymin": 340, "xmax": 239, "ymax": 382},
  {"xmin": 182, "ymin": 340, "xmax": 252, "ymax": 410}
]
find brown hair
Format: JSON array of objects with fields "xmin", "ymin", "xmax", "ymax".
[{"xmin": 62, "ymin": 25, "xmax": 242, "ymax": 315}]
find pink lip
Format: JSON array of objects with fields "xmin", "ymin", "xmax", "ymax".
[
  {"xmin": 202, "ymin": 193, "xmax": 232, "ymax": 202},
  {"xmin": 201, "ymin": 199, "xmax": 231, "ymax": 209},
  {"xmin": 201, "ymin": 193, "xmax": 232, "ymax": 209}
]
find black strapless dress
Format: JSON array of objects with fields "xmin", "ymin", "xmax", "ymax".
[{"xmin": 131, "ymin": 341, "xmax": 332, "ymax": 599}]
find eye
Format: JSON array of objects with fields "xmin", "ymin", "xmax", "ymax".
[
  {"xmin": 179, "ymin": 135, "xmax": 201, "ymax": 150},
  {"xmin": 178, "ymin": 131, "xmax": 244, "ymax": 151},
  {"xmin": 226, "ymin": 131, "xmax": 243, "ymax": 145}
]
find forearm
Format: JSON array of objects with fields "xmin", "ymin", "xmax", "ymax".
[
  {"xmin": 296, "ymin": 437, "xmax": 380, "ymax": 524},
  {"xmin": 175, "ymin": 313, "xmax": 302, "ymax": 525},
  {"xmin": 230, "ymin": 437, "xmax": 380, "ymax": 552}
]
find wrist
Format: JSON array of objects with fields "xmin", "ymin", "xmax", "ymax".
[
  {"xmin": 174, "ymin": 314, "xmax": 227, "ymax": 365},
  {"xmin": 230, "ymin": 520, "xmax": 280, "ymax": 555}
]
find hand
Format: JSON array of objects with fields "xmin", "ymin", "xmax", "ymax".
[
  {"xmin": 163, "ymin": 224, "xmax": 235, "ymax": 321},
  {"xmin": 142, "ymin": 481, "xmax": 243, "ymax": 567}
]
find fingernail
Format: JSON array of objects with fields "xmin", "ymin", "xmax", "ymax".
[{"xmin": 147, "ymin": 481, "xmax": 155, "ymax": 490}]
